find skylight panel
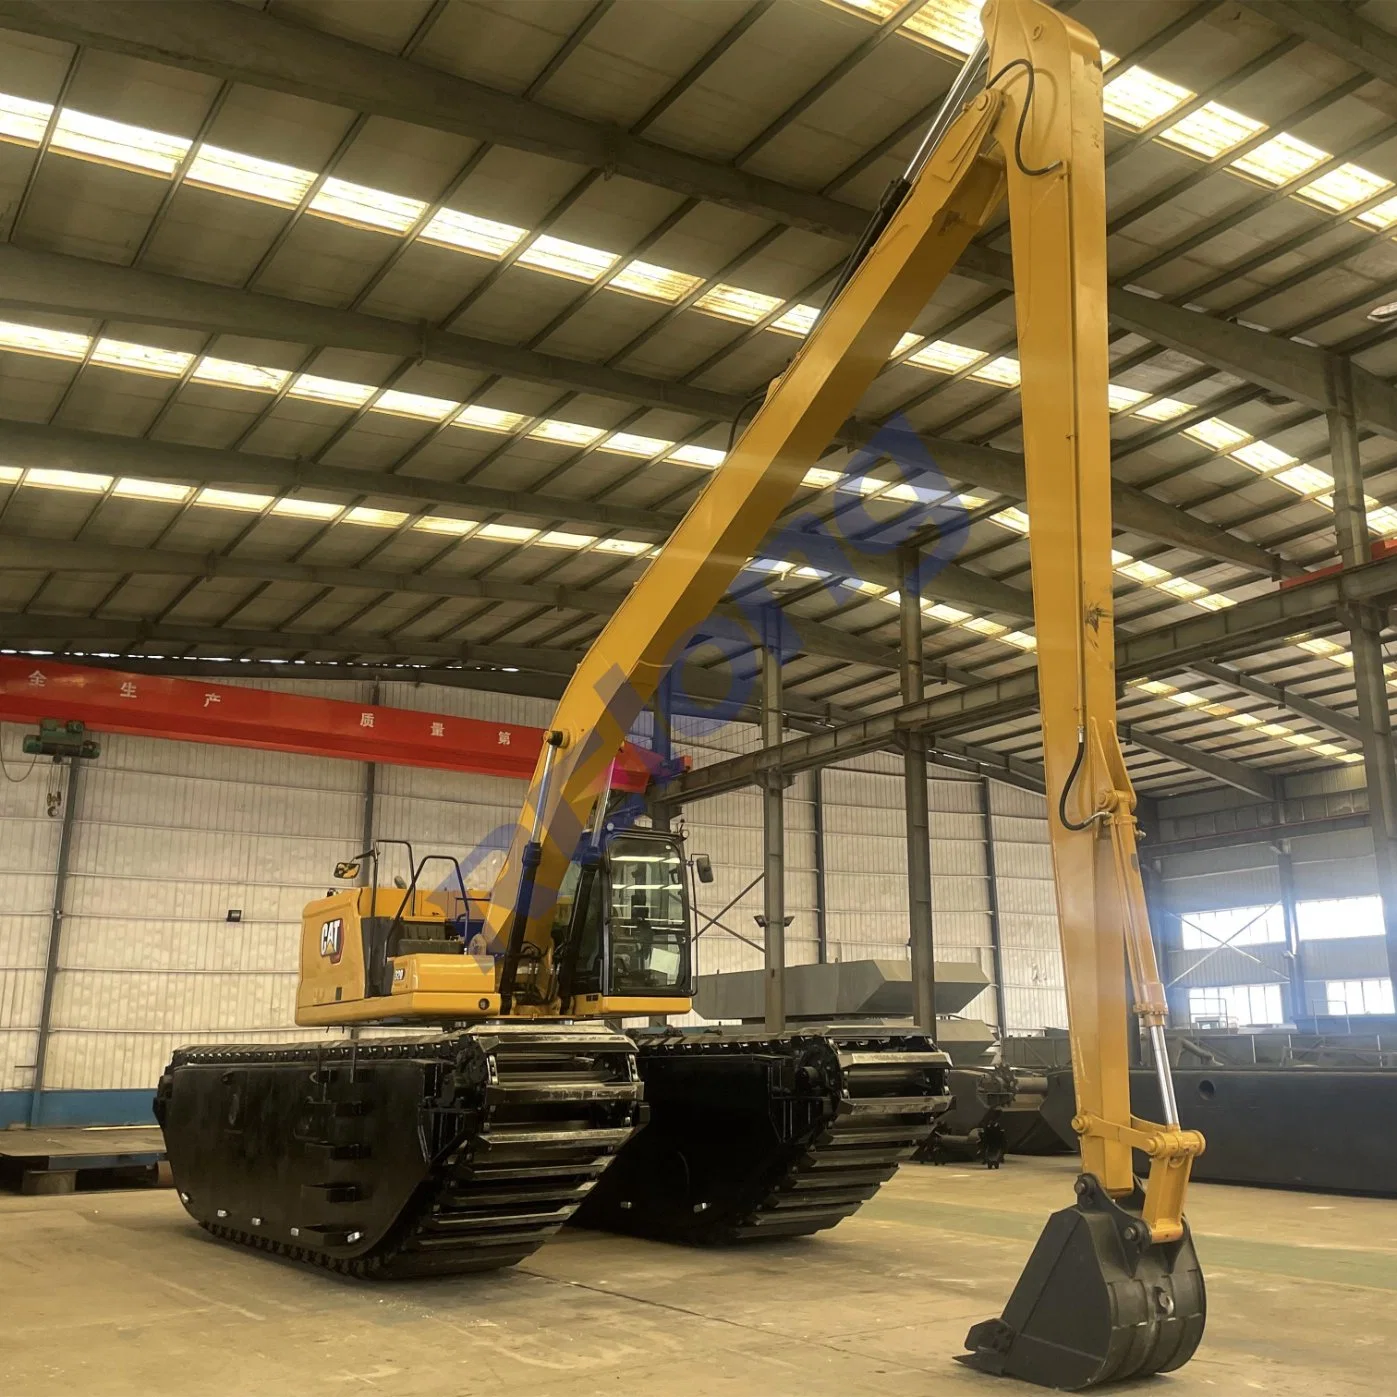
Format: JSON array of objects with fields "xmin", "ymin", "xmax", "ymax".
[
  {"xmin": 694, "ymin": 284, "xmax": 783, "ymax": 324},
  {"xmin": 191, "ymin": 357, "xmax": 290, "ymax": 392},
  {"xmin": 27, "ymin": 468, "xmax": 111, "ymax": 492},
  {"xmin": 1001, "ymin": 630, "xmax": 1037, "ymax": 650},
  {"xmin": 1133, "ymin": 679, "xmax": 1178, "ymax": 696},
  {"xmin": 537, "ymin": 530, "xmax": 598, "ymax": 549},
  {"xmin": 593, "ymin": 538, "xmax": 650, "ymax": 555},
  {"xmin": 0, "ymin": 93, "xmax": 51, "ymax": 146},
  {"xmin": 1133, "ymin": 396, "xmax": 1192, "ymax": 422},
  {"xmin": 0, "ymin": 464, "xmax": 24, "ymax": 482},
  {"xmin": 1231, "ymin": 439, "xmax": 1296, "ymax": 472},
  {"xmin": 601, "ymin": 432, "xmax": 672, "ymax": 457},
  {"xmin": 455, "ymin": 404, "xmax": 526, "ymax": 434},
  {"xmin": 969, "ymin": 355, "xmax": 1021, "ymax": 387},
  {"xmin": 1298, "ymin": 162, "xmax": 1391, "ymax": 214},
  {"xmin": 1102, "ymin": 66, "xmax": 1193, "ymax": 132},
  {"xmin": 1193, "ymin": 593, "xmax": 1235, "ymax": 611},
  {"xmin": 91, "ymin": 338, "xmax": 193, "ymax": 377},
  {"xmin": 802, "ymin": 466, "xmax": 843, "ymax": 488},
  {"xmin": 529, "ymin": 419, "xmax": 604, "ymax": 447},
  {"xmin": 1185, "ymin": 417, "xmax": 1250, "ymax": 452},
  {"xmin": 771, "ymin": 303, "xmax": 820, "ymax": 337},
  {"xmin": 1297, "ymin": 636, "xmax": 1345, "ymax": 658},
  {"xmin": 1157, "ymin": 101, "xmax": 1265, "ymax": 160},
  {"xmin": 195, "ymin": 488, "xmax": 272, "ymax": 512},
  {"xmin": 413, "ymin": 516, "xmax": 477, "ymax": 536},
  {"xmin": 475, "ymin": 523, "xmax": 538, "ymax": 543},
  {"xmin": 418, "ymin": 207, "xmax": 525, "ymax": 258},
  {"xmin": 343, "ymin": 506, "xmax": 408, "ymax": 527},
  {"xmin": 962, "ymin": 616, "xmax": 1007, "ymax": 637},
  {"xmin": 1107, "ymin": 384, "xmax": 1149, "ymax": 412},
  {"xmin": 901, "ymin": 0, "xmax": 988, "ymax": 57},
  {"xmin": 308, "ymin": 177, "xmax": 426, "ymax": 234},
  {"xmin": 185, "ymin": 144, "xmax": 317, "ymax": 205},
  {"xmin": 287, "ymin": 374, "xmax": 376, "ymax": 408},
  {"xmin": 609, "ymin": 259, "xmax": 704, "ymax": 302},
  {"xmin": 891, "ymin": 332, "xmax": 923, "ymax": 358},
  {"xmin": 1311, "ymin": 743, "xmax": 1346, "ymax": 757},
  {"xmin": 1230, "ymin": 131, "xmax": 1328, "ymax": 187},
  {"xmin": 669, "ymin": 444, "xmax": 726, "ymax": 469},
  {"xmin": 924, "ymin": 603, "xmax": 971, "ymax": 624},
  {"xmin": 52, "ymin": 109, "xmax": 190, "ymax": 176},
  {"xmin": 991, "ymin": 506, "xmax": 1031, "ymax": 533},
  {"xmin": 1367, "ymin": 504, "xmax": 1397, "ymax": 535},
  {"xmin": 270, "ymin": 497, "xmax": 341, "ymax": 520},
  {"xmin": 517, "ymin": 234, "xmax": 618, "ymax": 283},
  {"xmin": 1117, "ymin": 559, "xmax": 1171, "ymax": 585},
  {"xmin": 113, "ymin": 478, "xmax": 190, "ymax": 503},
  {"xmin": 1272, "ymin": 463, "xmax": 1333, "ymax": 496},
  {"xmin": 1157, "ymin": 576, "xmax": 1209, "ymax": 602},
  {"xmin": 374, "ymin": 389, "xmax": 460, "ymax": 421},
  {"xmin": 1357, "ymin": 194, "xmax": 1397, "ymax": 231},
  {"xmin": 909, "ymin": 339, "xmax": 984, "ymax": 373},
  {"xmin": 0, "ymin": 320, "xmax": 88, "ymax": 360}
]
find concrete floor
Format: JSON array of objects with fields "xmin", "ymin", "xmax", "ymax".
[{"xmin": 2, "ymin": 1155, "xmax": 1394, "ymax": 1396}]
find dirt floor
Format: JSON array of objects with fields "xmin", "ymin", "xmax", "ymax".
[{"xmin": 2, "ymin": 1153, "xmax": 1393, "ymax": 1395}]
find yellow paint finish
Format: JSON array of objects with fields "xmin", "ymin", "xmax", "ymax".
[
  {"xmin": 388, "ymin": 954, "xmax": 496, "ymax": 997},
  {"xmin": 566, "ymin": 995, "xmax": 693, "ymax": 1018}
]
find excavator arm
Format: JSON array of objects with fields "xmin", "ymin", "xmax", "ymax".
[{"xmin": 486, "ymin": 0, "xmax": 1206, "ymax": 1383}]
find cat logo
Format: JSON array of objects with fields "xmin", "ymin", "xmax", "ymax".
[{"xmin": 319, "ymin": 917, "xmax": 344, "ymax": 964}]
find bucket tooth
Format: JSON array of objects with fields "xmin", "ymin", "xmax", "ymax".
[{"xmin": 960, "ymin": 1174, "xmax": 1206, "ymax": 1390}]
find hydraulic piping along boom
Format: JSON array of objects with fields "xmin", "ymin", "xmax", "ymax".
[{"xmin": 476, "ymin": 0, "xmax": 1205, "ymax": 1381}]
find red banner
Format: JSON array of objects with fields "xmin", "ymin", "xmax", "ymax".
[{"xmin": 0, "ymin": 659, "xmax": 656, "ymax": 792}]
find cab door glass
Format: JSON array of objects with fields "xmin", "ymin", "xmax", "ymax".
[{"xmin": 605, "ymin": 835, "xmax": 689, "ymax": 994}]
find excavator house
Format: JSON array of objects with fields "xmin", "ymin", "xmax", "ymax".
[{"xmin": 156, "ymin": 0, "xmax": 1207, "ymax": 1386}]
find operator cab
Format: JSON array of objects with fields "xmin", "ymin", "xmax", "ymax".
[{"xmin": 554, "ymin": 829, "xmax": 694, "ymax": 1013}]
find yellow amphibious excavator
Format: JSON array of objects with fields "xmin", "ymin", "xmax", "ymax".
[{"xmin": 156, "ymin": 0, "xmax": 1206, "ymax": 1384}]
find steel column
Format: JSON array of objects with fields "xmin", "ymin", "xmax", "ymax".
[
  {"xmin": 812, "ymin": 767, "xmax": 829, "ymax": 965},
  {"xmin": 981, "ymin": 777, "xmax": 1007, "ymax": 1036},
  {"xmin": 900, "ymin": 553, "xmax": 936, "ymax": 1033},
  {"xmin": 28, "ymin": 756, "xmax": 82, "ymax": 1127},
  {"xmin": 1329, "ymin": 357, "xmax": 1397, "ymax": 994},
  {"xmin": 1275, "ymin": 840, "xmax": 1307, "ymax": 1021},
  {"xmin": 759, "ymin": 640, "xmax": 786, "ymax": 1032}
]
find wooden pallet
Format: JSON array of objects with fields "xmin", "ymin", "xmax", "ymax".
[{"xmin": 0, "ymin": 1126, "xmax": 168, "ymax": 1195}]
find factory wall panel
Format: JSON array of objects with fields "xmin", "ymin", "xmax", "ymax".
[
  {"xmin": 0, "ymin": 723, "xmax": 62, "ymax": 1095},
  {"xmin": 988, "ymin": 784, "xmax": 1067, "ymax": 1031}
]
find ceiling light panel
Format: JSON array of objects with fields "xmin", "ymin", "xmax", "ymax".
[
  {"xmin": 287, "ymin": 374, "xmax": 377, "ymax": 408},
  {"xmin": 112, "ymin": 478, "xmax": 190, "ymax": 503},
  {"xmin": 475, "ymin": 523, "xmax": 538, "ymax": 543},
  {"xmin": 418, "ymin": 208, "xmax": 525, "ymax": 258},
  {"xmin": 195, "ymin": 488, "xmax": 272, "ymax": 511},
  {"xmin": 1298, "ymin": 162, "xmax": 1392, "ymax": 214},
  {"xmin": 185, "ymin": 145, "xmax": 316, "ymax": 205},
  {"xmin": 516, "ymin": 234, "xmax": 618, "ymax": 282},
  {"xmin": 271, "ymin": 497, "xmax": 341, "ymax": 520},
  {"xmin": 91, "ymin": 339, "xmax": 193, "ymax": 376},
  {"xmin": 52, "ymin": 109, "xmax": 190, "ymax": 176},
  {"xmin": 528, "ymin": 419, "xmax": 604, "ymax": 447},
  {"xmin": 901, "ymin": 0, "xmax": 988, "ymax": 57},
  {"xmin": 771, "ymin": 303, "xmax": 820, "ymax": 337},
  {"xmin": 0, "ymin": 92, "xmax": 51, "ymax": 145},
  {"xmin": 1102, "ymin": 67, "xmax": 1193, "ymax": 131},
  {"xmin": 969, "ymin": 355, "xmax": 1021, "ymax": 387},
  {"xmin": 26, "ymin": 468, "xmax": 110, "ymax": 492},
  {"xmin": 693, "ymin": 284, "xmax": 783, "ymax": 324},
  {"xmin": 610, "ymin": 259, "xmax": 704, "ymax": 302},
  {"xmin": 190, "ymin": 357, "xmax": 290, "ymax": 392},
  {"xmin": 308, "ymin": 177, "xmax": 426, "ymax": 233},
  {"xmin": 601, "ymin": 432, "xmax": 672, "ymax": 457},
  {"xmin": 669, "ymin": 445, "xmax": 726, "ymax": 469},
  {"xmin": 910, "ymin": 339, "xmax": 985, "ymax": 372},
  {"xmin": 1132, "ymin": 396, "xmax": 1192, "ymax": 423},
  {"xmin": 1230, "ymin": 131, "xmax": 1329, "ymax": 187},
  {"xmin": 537, "ymin": 530, "xmax": 598, "ymax": 549},
  {"xmin": 455, "ymin": 404, "xmax": 526, "ymax": 433},
  {"xmin": 412, "ymin": 516, "xmax": 476, "ymax": 536},
  {"xmin": 1157, "ymin": 101, "xmax": 1265, "ymax": 160},
  {"xmin": 0, "ymin": 320, "xmax": 88, "ymax": 359},
  {"xmin": 343, "ymin": 506, "xmax": 409, "ymax": 527},
  {"xmin": 374, "ymin": 389, "xmax": 461, "ymax": 421}
]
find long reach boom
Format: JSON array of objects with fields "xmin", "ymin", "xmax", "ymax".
[{"xmin": 484, "ymin": 0, "xmax": 1207, "ymax": 1384}]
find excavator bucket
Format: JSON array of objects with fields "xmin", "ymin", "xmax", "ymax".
[{"xmin": 959, "ymin": 1175, "xmax": 1205, "ymax": 1390}]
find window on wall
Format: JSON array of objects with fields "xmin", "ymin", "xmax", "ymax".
[
  {"xmin": 1187, "ymin": 983, "xmax": 1285, "ymax": 1027},
  {"xmin": 1297, "ymin": 896, "xmax": 1384, "ymax": 940},
  {"xmin": 1315, "ymin": 978, "xmax": 1395, "ymax": 1016},
  {"xmin": 1179, "ymin": 904, "xmax": 1285, "ymax": 951}
]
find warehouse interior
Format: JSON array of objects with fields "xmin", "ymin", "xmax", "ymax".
[{"xmin": 4, "ymin": 0, "xmax": 1397, "ymax": 1391}]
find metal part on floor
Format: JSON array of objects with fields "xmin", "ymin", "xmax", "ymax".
[
  {"xmin": 0, "ymin": 1125, "xmax": 167, "ymax": 1195},
  {"xmin": 693, "ymin": 959, "xmax": 996, "ymax": 1064}
]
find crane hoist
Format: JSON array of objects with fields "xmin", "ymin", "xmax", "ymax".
[{"xmin": 155, "ymin": 0, "xmax": 1206, "ymax": 1385}]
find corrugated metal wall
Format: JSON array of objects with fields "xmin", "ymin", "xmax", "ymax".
[
  {"xmin": 988, "ymin": 783, "xmax": 1069, "ymax": 1030},
  {"xmin": 0, "ymin": 723, "xmax": 63, "ymax": 1094}
]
